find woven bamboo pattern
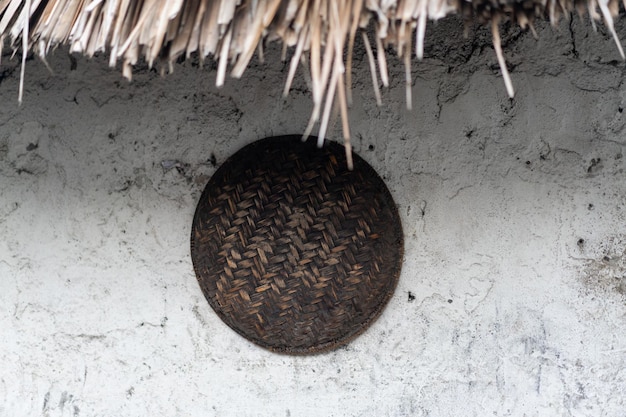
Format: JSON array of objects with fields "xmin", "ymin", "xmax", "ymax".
[{"xmin": 190, "ymin": 136, "xmax": 404, "ymax": 354}]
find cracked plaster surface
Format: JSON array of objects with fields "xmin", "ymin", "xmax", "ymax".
[{"xmin": 0, "ymin": 16, "xmax": 625, "ymax": 417}]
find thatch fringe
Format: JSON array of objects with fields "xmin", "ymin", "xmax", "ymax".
[{"xmin": 1, "ymin": 0, "xmax": 624, "ymax": 166}]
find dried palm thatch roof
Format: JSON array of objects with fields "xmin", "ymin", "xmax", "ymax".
[{"xmin": 1, "ymin": 0, "xmax": 624, "ymax": 166}]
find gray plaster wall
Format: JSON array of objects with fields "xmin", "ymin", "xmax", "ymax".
[{"xmin": 1, "ymin": 16, "xmax": 625, "ymax": 417}]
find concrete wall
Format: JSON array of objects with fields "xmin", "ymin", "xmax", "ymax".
[{"xmin": 1, "ymin": 16, "xmax": 625, "ymax": 417}]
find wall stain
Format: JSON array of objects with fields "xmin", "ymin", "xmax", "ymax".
[{"xmin": 580, "ymin": 235, "xmax": 626, "ymax": 298}]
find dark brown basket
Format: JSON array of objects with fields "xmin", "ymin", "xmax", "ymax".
[{"xmin": 190, "ymin": 136, "xmax": 403, "ymax": 354}]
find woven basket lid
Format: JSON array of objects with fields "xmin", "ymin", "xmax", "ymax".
[{"xmin": 190, "ymin": 136, "xmax": 404, "ymax": 354}]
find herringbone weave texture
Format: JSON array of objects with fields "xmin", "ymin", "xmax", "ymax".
[{"xmin": 191, "ymin": 136, "xmax": 403, "ymax": 354}]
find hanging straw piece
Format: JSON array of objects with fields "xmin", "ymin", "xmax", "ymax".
[
  {"xmin": 362, "ymin": 31, "xmax": 382, "ymax": 106},
  {"xmin": 416, "ymin": 1, "xmax": 427, "ymax": 59},
  {"xmin": 19, "ymin": 0, "xmax": 29, "ymax": 104},
  {"xmin": 404, "ymin": 29, "xmax": 413, "ymax": 111},
  {"xmin": 345, "ymin": 0, "xmax": 363, "ymax": 105},
  {"xmin": 491, "ymin": 17, "xmax": 515, "ymax": 98},
  {"xmin": 375, "ymin": 32, "xmax": 389, "ymax": 87},
  {"xmin": 597, "ymin": 0, "xmax": 625, "ymax": 59},
  {"xmin": 283, "ymin": 25, "xmax": 308, "ymax": 96}
]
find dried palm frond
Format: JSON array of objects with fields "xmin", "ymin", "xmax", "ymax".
[{"xmin": 0, "ymin": 0, "xmax": 624, "ymax": 166}]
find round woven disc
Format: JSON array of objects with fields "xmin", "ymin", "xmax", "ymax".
[{"xmin": 190, "ymin": 136, "xmax": 403, "ymax": 354}]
